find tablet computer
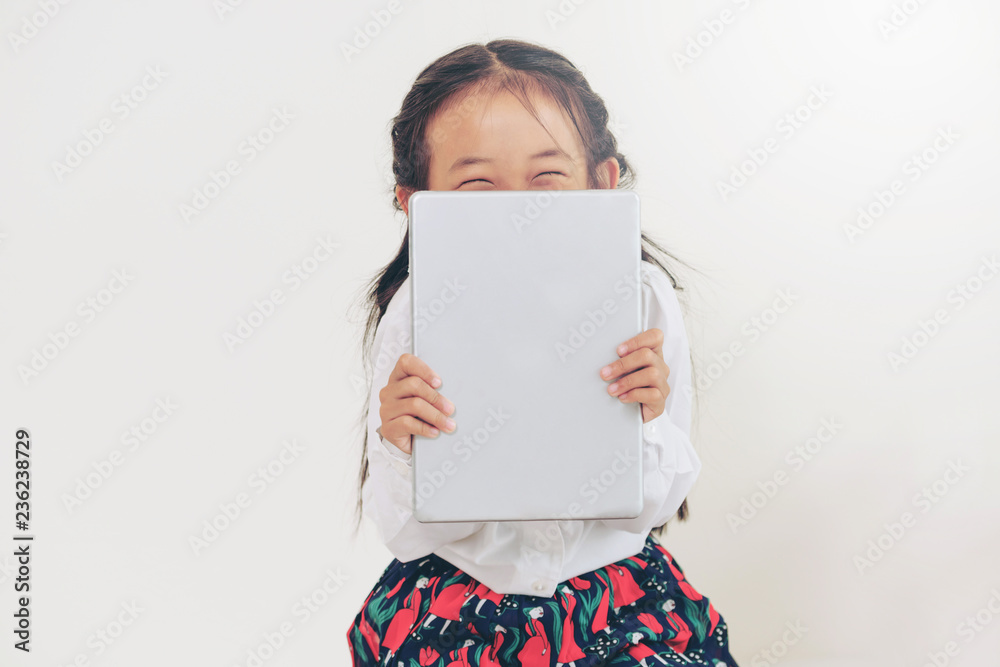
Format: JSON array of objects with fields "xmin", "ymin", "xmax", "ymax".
[{"xmin": 408, "ymin": 189, "xmax": 643, "ymax": 523}]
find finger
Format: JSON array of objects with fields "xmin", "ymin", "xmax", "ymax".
[
  {"xmin": 614, "ymin": 387, "xmax": 665, "ymax": 411},
  {"xmin": 390, "ymin": 352, "xmax": 443, "ymax": 390},
  {"xmin": 607, "ymin": 365, "xmax": 663, "ymax": 397},
  {"xmin": 392, "ymin": 374, "xmax": 455, "ymax": 417},
  {"xmin": 600, "ymin": 347, "xmax": 664, "ymax": 384},
  {"xmin": 381, "ymin": 382, "xmax": 456, "ymax": 435},
  {"xmin": 384, "ymin": 415, "xmax": 440, "ymax": 448},
  {"xmin": 615, "ymin": 328, "xmax": 664, "ymax": 359},
  {"xmin": 392, "ymin": 395, "xmax": 457, "ymax": 434},
  {"xmin": 385, "ymin": 355, "xmax": 454, "ymax": 416}
]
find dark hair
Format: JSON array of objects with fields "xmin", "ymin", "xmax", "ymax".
[{"xmin": 349, "ymin": 38, "xmax": 700, "ymax": 543}]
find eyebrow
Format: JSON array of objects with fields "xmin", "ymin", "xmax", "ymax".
[{"xmin": 447, "ymin": 148, "xmax": 572, "ymax": 173}]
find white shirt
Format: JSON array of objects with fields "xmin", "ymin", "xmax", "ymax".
[{"xmin": 362, "ymin": 259, "xmax": 701, "ymax": 598}]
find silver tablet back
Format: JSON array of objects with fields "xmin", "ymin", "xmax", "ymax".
[{"xmin": 408, "ymin": 190, "xmax": 643, "ymax": 523}]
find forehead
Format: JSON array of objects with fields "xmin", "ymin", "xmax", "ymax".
[{"xmin": 425, "ymin": 83, "xmax": 586, "ymax": 169}]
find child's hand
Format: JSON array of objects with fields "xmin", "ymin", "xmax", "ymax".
[
  {"xmin": 598, "ymin": 328, "xmax": 671, "ymax": 424},
  {"xmin": 377, "ymin": 353, "xmax": 457, "ymax": 455}
]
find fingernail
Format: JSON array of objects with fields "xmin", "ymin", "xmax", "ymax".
[
  {"xmin": 608, "ymin": 383, "xmax": 619, "ymax": 394},
  {"xmin": 617, "ymin": 344, "xmax": 627, "ymax": 355},
  {"xmin": 600, "ymin": 366, "xmax": 612, "ymax": 378},
  {"xmin": 429, "ymin": 428, "xmax": 439, "ymax": 436},
  {"xmin": 442, "ymin": 398, "xmax": 455, "ymax": 414},
  {"xmin": 431, "ymin": 376, "xmax": 442, "ymax": 388},
  {"xmin": 445, "ymin": 418, "xmax": 457, "ymax": 432}
]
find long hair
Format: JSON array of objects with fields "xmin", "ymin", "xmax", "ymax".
[{"xmin": 349, "ymin": 38, "xmax": 700, "ymax": 541}]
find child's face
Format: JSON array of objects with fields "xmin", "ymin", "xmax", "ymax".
[{"xmin": 395, "ymin": 86, "xmax": 619, "ymax": 215}]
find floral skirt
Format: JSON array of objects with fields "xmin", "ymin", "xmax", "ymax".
[{"xmin": 346, "ymin": 532, "xmax": 739, "ymax": 666}]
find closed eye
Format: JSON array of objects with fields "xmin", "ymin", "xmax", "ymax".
[{"xmin": 459, "ymin": 172, "xmax": 565, "ymax": 187}]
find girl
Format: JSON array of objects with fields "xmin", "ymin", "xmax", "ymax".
[{"xmin": 347, "ymin": 39, "xmax": 739, "ymax": 666}]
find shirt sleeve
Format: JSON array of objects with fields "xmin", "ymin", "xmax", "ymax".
[
  {"xmin": 597, "ymin": 261, "xmax": 702, "ymax": 535},
  {"xmin": 361, "ymin": 278, "xmax": 487, "ymax": 563}
]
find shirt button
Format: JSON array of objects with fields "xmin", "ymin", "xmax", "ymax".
[{"xmin": 532, "ymin": 581, "xmax": 546, "ymax": 593}]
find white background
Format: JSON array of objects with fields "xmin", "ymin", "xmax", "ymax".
[{"xmin": 1, "ymin": 1, "xmax": 998, "ymax": 665}]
